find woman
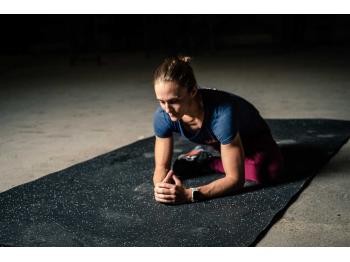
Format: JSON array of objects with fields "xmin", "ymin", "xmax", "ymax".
[{"xmin": 153, "ymin": 56, "xmax": 284, "ymax": 204}]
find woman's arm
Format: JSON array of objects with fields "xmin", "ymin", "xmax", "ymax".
[
  {"xmin": 153, "ymin": 136, "xmax": 173, "ymax": 185},
  {"xmin": 194, "ymin": 132, "xmax": 245, "ymax": 200},
  {"xmin": 154, "ymin": 132, "xmax": 245, "ymax": 204}
]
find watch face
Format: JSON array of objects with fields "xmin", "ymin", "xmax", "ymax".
[{"xmin": 193, "ymin": 189, "xmax": 200, "ymax": 202}]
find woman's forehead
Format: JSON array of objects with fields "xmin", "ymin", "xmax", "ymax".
[
  {"xmin": 155, "ymin": 80, "xmax": 178, "ymax": 89},
  {"xmin": 154, "ymin": 81, "xmax": 187, "ymax": 97}
]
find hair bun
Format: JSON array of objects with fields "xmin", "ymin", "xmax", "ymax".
[{"xmin": 177, "ymin": 56, "xmax": 192, "ymax": 63}]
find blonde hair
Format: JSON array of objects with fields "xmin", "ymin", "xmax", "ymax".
[{"xmin": 153, "ymin": 56, "xmax": 197, "ymax": 92}]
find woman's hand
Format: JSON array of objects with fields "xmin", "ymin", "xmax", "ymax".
[{"xmin": 154, "ymin": 170, "xmax": 191, "ymax": 204}]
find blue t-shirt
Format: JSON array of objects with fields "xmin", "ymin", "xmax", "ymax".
[{"xmin": 153, "ymin": 87, "xmax": 270, "ymax": 152}]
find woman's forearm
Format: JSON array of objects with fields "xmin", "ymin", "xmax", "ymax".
[
  {"xmin": 195, "ymin": 133, "xmax": 245, "ymax": 200},
  {"xmin": 153, "ymin": 167, "xmax": 170, "ymax": 185},
  {"xmin": 196, "ymin": 175, "xmax": 244, "ymax": 200}
]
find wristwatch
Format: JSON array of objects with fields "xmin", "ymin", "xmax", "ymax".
[{"xmin": 190, "ymin": 187, "xmax": 201, "ymax": 202}]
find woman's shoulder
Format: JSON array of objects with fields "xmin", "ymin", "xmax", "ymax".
[
  {"xmin": 199, "ymin": 86, "xmax": 236, "ymax": 100},
  {"xmin": 199, "ymin": 86, "xmax": 236, "ymax": 110},
  {"xmin": 153, "ymin": 106, "xmax": 180, "ymax": 128},
  {"xmin": 154, "ymin": 106, "xmax": 170, "ymax": 120},
  {"xmin": 153, "ymin": 106, "xmax": 179, "ymax": 134},
  {"xmin": 198, "ymin": 86, "xmax": 219, "ymax": 94},
  {"xmin": 153, "ymin": 106, "xmax": 169, "ymax": 122}
]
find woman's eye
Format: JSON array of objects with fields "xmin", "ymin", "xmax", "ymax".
[{"xmin": 159, "ymin": 99, "xmax": 179, "ymax": 105}]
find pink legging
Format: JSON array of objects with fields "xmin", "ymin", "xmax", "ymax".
[{"xmin": 208, "ymin": 134, "xmax": 284, "ymax": 184}]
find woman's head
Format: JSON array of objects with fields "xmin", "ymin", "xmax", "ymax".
[
  {"xmin": 153, "ymin": 56, "xmax": 197, "ymax": 93},
  {"xmin": 153, "ymin": 56, "xmax": 199, "ymax": 121}
]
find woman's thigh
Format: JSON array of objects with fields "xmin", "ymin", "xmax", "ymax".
[
  {"xmin": 245, "ymin": 135, "xmax": 284, "ymax": 183},
  {"xmin": 209, "ymin": 134, "xmax": 284, "ymax": 184}
]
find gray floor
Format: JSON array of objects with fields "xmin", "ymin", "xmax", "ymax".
[{"xmin": 1, "ymin": 48, "xmax": 349, "ymax": 246}]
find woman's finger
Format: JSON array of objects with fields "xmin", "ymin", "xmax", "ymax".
[
  {"xmin": 162, "ymin": 170, "xmax": 174, "ymax": 183},
  {"xmin": 172, "ymin": 174, "xmax": 182, "ymax": 186},
  {"xmin": 154, "ymin": 187, "xmax": 174, "ymax": 195},
  {"xmin": 155, "ymin": 195, "xmax": 174, "ymax": 203},
  {"xmin": 156, "ymin": 182, "xmax": 175, "ymax": 189},
  {"xmin": 155, "ymin": 192, "xmax": 175, "ymax": 200}
]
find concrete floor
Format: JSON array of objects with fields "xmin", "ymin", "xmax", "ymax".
[{"xmin": 1, "ymin": 47, "xmax": 349, "ymax": 246}]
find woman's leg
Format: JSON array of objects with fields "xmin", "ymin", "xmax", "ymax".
[
  {"xmin": 208, "ymin": 137, "xmax": 284, "ymax": 184},
  {"xmin": 173, "ymin": 138, "xmax": 284, "ymax": 184},
  {"xmin": 208, "ymin": 155, "xmax": 265, "ymax": 183}
]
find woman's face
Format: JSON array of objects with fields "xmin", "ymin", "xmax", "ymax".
[{"xmin": 154, "ymin": 81, "xmax": 195, "ymax": 121}]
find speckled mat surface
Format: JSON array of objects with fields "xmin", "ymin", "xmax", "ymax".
[{"xmin": 1, "ymin": 119, "xmax": 350, "ymax": 247}]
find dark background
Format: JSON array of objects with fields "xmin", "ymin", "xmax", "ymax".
[{"xmin": 1, "ymin": 15, "xmax": 350, "ymax": 58}]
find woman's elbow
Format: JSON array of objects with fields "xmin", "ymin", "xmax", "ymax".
[
  {"xmin": 234, "ymin": 178, "xmax": 245, "ymax": 190},
  {"xmin": 226, "ymin": 175, "xmax": 245, "ymax": 191}
]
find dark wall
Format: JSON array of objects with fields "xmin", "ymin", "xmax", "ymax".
[{"xmin": 1, "ymin": 15, "xmax": 350, "ymax": 56}]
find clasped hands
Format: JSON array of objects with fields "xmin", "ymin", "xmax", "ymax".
[{"xmin": 154, "ymin": 170, "xmax": 191, "ymax": 204}]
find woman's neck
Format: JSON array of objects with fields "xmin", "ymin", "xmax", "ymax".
[{"xmin": 182, "ymin": 91, "xmax": 204, "ymax": 124}]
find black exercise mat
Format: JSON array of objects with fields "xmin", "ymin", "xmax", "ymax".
[{"xmin": 1, "ymin": 119, "xmax": 350, "ymax": 247}]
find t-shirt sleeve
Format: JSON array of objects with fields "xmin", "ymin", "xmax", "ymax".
[
  {"xmin": 153, "ymin": 107, "xmax": 173, "ymax": 138},
  {"xmin": 212, "ymin": 105, "xmax": 238, "ymax": 145}
]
